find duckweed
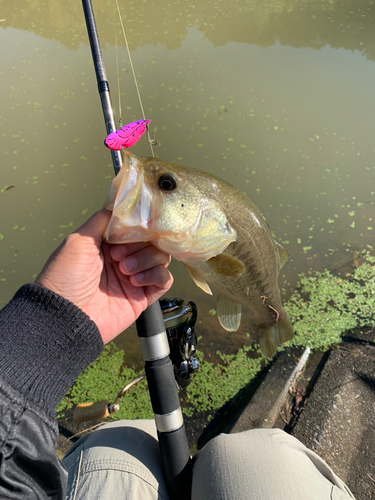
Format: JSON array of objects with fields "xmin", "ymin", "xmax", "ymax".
[{"xmin": 58, "ymin": 252, "xmax": 375, "ymax": 421}]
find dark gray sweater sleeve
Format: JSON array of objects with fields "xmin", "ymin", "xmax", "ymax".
[{"xmin": 0, "ymin": 283, "xmax": 104, "ymax": 499}]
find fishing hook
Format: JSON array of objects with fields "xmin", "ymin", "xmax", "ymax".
[{"xmin": 146, "ymin": 125, "xmax": 158, "ymax": 146}]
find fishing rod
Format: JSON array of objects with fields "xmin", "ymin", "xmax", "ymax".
[{"xmin": 80, "ymin": 1, "xmax": 192, "ymax": 498}]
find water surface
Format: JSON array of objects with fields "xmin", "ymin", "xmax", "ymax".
[{"xmin": 1, "ymin": 0, "xmax": 375, "ymax": 364}]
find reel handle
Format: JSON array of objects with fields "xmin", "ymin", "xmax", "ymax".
[{"xmin": 73, "ymin": 401, "xmax": 119, "ymax": 423}]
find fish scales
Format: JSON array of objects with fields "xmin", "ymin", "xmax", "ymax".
[
  {"xmin": 189, "ymin": 197, "xmax": 282, "ymax": 326},
  {"xmin": 104, "ymin": 151, "xmax": 294, "ymax": 357}
]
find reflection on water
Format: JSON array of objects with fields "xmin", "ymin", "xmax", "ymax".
[
  {"xmin": 2, "ymin": 0, "xmax": 375, "ymax": 56},
  {"xmin": 1, "ymin": 0, "xmax": 375, "ymax": 363}
]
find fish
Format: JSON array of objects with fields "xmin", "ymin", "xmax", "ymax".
[{"xmin": 103, "ymin": 151, "xmax": 294, "ymax": 357}]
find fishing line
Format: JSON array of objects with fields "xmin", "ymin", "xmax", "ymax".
[
  {"xmin": 113, "ymin": 0, "xmax": 156, "ymax": 156},
  {"xmin": 113, "ymin": 1, "xmax": 122, "ymax": 127}
]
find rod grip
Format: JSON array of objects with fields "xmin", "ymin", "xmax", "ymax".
[
  {"xmin": 73, "ymin": 401, "xmax": 110, "ymax": 423},
  {"xmin": 158, "ymin": 428, "xmax": 192, "ymax": 500},
  {"xmin": 136, "ymin": 302, "xmax": 192, "ymax": 500},
  {"xmin": 136, "ymin": 300, "xmax": 166, "ymax": 338}
]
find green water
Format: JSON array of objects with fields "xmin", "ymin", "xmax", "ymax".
[{"xmin": 1, "ymin": 0, "xmax": 375, "ymax": 364}]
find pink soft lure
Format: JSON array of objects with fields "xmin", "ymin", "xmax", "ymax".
[{"xmin": 105, "ymin": 119, "xmax": 151, "ymax": 150}]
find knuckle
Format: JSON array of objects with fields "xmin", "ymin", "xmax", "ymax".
[
  {"xmin": 159, "ymin": 267, "xmax": 173, "ymax": 287},
  {"xmin": 64, "ymin": 232, "xmax": 81, "ymax": 248}
]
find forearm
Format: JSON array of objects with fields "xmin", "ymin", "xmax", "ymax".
[{"xmin": 0, "ymin": 283, "xmax": 104, "ymax": 498}]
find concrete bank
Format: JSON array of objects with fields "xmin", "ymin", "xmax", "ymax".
[{"xmin": 197, "ymin": 328, "xmax": 375, "ymax": 500}]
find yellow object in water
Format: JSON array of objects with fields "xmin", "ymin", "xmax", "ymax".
[{"xmin": 104, "ymin": 151, "xmax": 294, "ymax": 357}]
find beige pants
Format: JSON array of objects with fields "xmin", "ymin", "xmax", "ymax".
[{"xmin": 63, "ymin": 420, "xmax": 355, "ymax": 499}]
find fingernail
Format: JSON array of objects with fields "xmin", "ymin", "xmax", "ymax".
[
  {"xmin": 122, "ymin": 257, "xmax": 137, "ymax": 273},
  {"xmin": 132, "ymin": 272, "xmax": 144, "ymax": 284}
]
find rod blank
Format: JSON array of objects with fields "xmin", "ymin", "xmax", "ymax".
[
  {"xmin": 81, "ymin": 0, "xmax": 122, "ymax": 175},
  {"xmin": 81, "ymin": 2, "xmax": 192, "ymax": 498}
]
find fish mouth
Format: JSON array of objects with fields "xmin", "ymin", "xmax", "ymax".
[
  {"xmin": 104, "ymin": 215, "xmax": 153, "ymax": 243},
  {"xmin": 103, "ymin": 151, "xmax": 156, "ymax": 244},
  {"xmin": 103, "ymin": 151, "xmax": 237, "ymax": 260}
]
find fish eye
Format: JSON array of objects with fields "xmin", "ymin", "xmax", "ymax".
[{"xmin": 158, "ymin": 173, "xmax": 177, "ymax": 191}]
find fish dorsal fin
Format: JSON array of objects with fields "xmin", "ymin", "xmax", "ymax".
[
  {"xmin": 207, "ymin": 254, "xmax": 245, "ymax": 277},
  {"xmin": 184, "ymin": 264, "xmax": 212, "ymax": 295},
  {"xmin": 275, "ymin": 242, "xmax": 289, "ymax": 269},
  {"xmin": 217, "ymin": 293, "xmax": 242, "ymax": 331}
]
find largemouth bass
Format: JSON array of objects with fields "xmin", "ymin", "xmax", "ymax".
[{"xmin": 104, "ymin": 151, "xmax": 294, "ymax": 357}]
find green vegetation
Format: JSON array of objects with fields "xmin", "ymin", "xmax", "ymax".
[
  {"xmin": 286, "ymin": 250, "xmax": 375, "ymax": 351},
  {"xmin": 182, "ymin": 346, "xmax": 265, "ymax": 417},
  {"xmin": 57, "ymin": 251, "xmax": 375, "ymax": 422},
  {"xmin": 57, "ymin": 344, "xmax": 153, "ymax": 420}
]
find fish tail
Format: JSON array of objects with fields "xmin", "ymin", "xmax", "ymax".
[
  {"xmin": 259, "ymin": 325, "xmax": 278, "ymax": 358},
  {"xmin": 259, "ymin": 310, "xmax": 294, "ymax": 358},
  {"xmin": 275, "ymin": 310, "xmax": 294, "ymax": 344}
]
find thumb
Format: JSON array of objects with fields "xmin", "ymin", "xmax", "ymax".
[{"xmin": 74, "ymin": 208, "xmax": 112, "ymax": 246}]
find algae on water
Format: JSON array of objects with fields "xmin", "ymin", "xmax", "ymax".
[
  {"xmin": 286, "ymin": 250, "xmax": 375, "ymax": 351},
  {"xmin": 57, "ymin": 251, "xmax": 375, "ymax": 421},
  {"xmin": 57, "ymin": 344, "xmax": 153, "ymax": 420}
]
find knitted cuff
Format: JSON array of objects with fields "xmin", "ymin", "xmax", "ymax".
[{"xmin": 0, "ymin": 283, "xmax": 104, "ymax": 416}]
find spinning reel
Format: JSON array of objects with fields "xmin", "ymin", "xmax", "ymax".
[
  {"xmin": 160, "ymin": 297, "xmax": 199, "ymax": 390},
  {"xmin": 73, "ymin": 298, "xmax": 199, "ymax": 423}
]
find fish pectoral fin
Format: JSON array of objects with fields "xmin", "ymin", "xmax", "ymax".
[
  {"xmin": 207, "ymin": 253, "xmax": 245, "ymax": 277},
  {"xmin": 184, "ymin": 264, "xmax": 212, "ymax": 295},
  {"xmin": 217, "ymin": 293, "xmax": 242, "ymax": 331},
  {"xmin": 275, "ymin": 241, "xmax": 289, "ymax": 269}
]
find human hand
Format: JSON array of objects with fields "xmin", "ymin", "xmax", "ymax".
[{"xmin": 35, "ymin": 209, "xmax": 173, "ymax": 344}]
